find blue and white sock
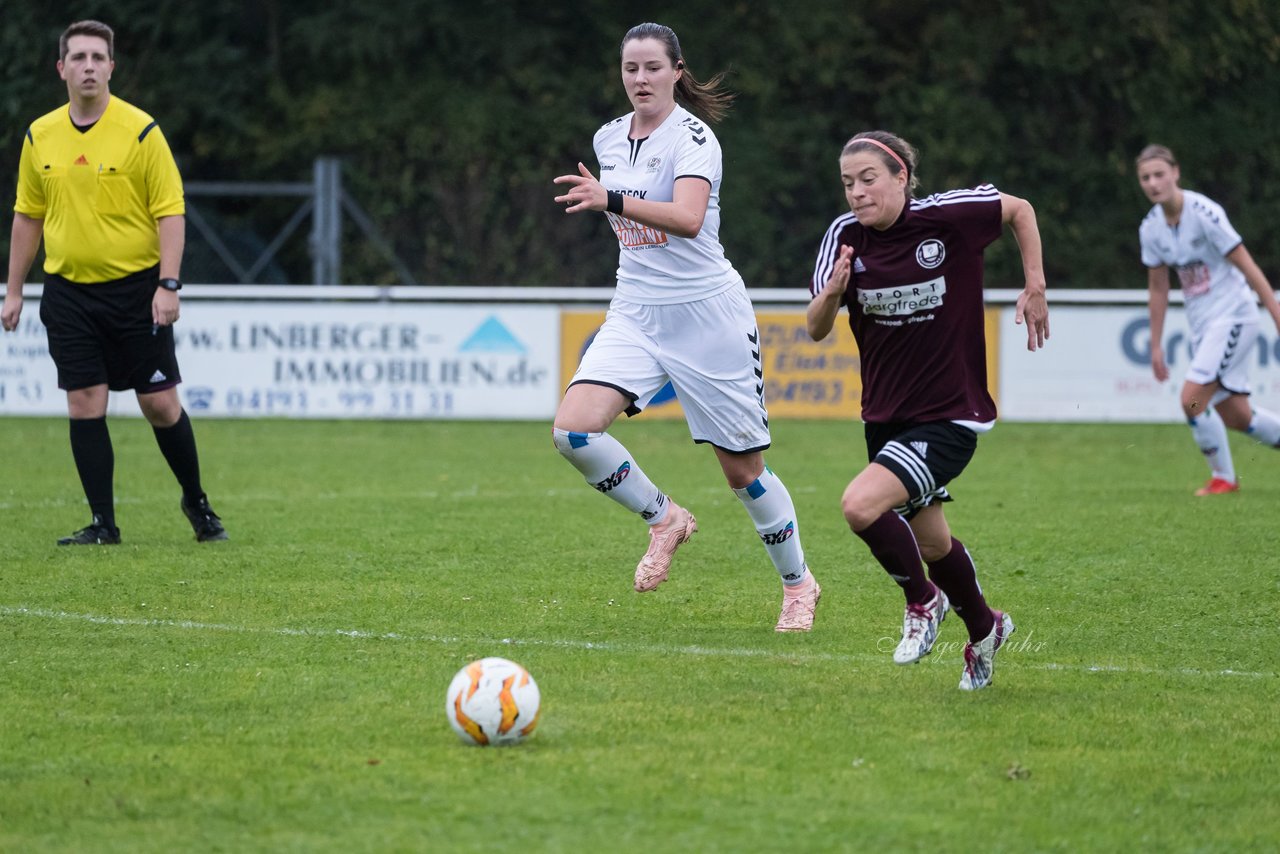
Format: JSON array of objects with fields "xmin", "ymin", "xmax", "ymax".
[
  {"xmin": 1189, "ymin": 408, "xmax": 1235, "ymax": 482},
  {"xmin": 731, "ymin": 466, "xmax": 808, "ymax": 585},
  {"xmin": 1246, "ymin": 407, "xmax": 1280, "ymax": 447},
  {"xmin": 553, "ymin": 428, "xmax": 668, "ymax": 523}
]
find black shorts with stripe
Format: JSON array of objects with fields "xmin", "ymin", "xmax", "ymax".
[
  {"xmin": 39, "ymin": 265, "xmax": 182, "ymax": 393},
  {"xmin": 864, "ymin": 420, "xmax": 979, "ymax": 519}
]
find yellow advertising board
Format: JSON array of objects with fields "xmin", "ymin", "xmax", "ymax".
[{"xmin": 559, "ymin": 308, "xmax": 1002, "ymax": 420}]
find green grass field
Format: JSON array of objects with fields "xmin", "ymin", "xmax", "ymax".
[{"xmin": 1, "ymin": 416, "xmax": 1277, "ymax": 852}]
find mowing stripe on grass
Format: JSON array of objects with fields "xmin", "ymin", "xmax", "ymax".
[{"xmin": 1, "ymin": 604, "xmax": 1272, "ymax": 680}]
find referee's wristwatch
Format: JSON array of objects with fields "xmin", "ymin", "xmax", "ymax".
[{"xmin": 158, "ymin": 277, "xmax": 183, "ymax": 292}]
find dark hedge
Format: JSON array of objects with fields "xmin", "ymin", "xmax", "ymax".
[{"xmin": 3, "ymin": 1, "xmax": 1277, "ymax": 289}]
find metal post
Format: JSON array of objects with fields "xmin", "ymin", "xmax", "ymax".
[{"xmin": 311, "ymin": 157, "xmax": 342, "ymax": 284}]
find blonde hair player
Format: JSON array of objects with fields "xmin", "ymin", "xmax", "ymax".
[
  {"xmin": 1136, "ymin": 144, "xmax": 1280, "ymax": 495},
  {"xmin": 551, "ymin": 23, "xmax": 820, "ymax": 631}
]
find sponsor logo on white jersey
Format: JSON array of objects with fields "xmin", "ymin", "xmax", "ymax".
[{"xmin": 1176, "ymin": 262, "xmax": 1211, "ymax": 297}]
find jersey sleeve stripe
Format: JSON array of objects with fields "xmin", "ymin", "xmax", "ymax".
[
  {"xmin": 137, "ymin": 121, "xmax": 158, "ymax": 143},
  {"xmin": 673, "ymin": 174, "xmax": 712, "ymax": 187},
  {"xmin": 811, "ymin": 213, "xmax": 854, "ymax": 297},
  {"xmin": 26, "ymin": 127, "xmax": 33, "ymax": 144},
  {"xmin": 913, "ymin": 185, "xmax": 1000, "ymax": 208}
]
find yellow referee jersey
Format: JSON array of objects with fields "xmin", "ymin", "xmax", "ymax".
[{"xmin": 14, "ymin": 96, "xmax": 184, "ymax": 284}]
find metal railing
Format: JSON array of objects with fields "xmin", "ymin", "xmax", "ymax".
[{"xmin": 184, "ymin": 157, "xmax": 415, "ymax": 286}]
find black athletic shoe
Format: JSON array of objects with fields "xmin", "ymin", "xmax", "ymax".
[
  {"xmin": 57, "ymin": 515, "xmax": 121, "ymax": 546},
  {"xmin": 181, "ymin": 494, "xmax": 228, "ymax": 542}
]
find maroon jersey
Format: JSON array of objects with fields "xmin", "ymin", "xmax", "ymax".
[{"xmin": 810, "ymin": 185, "xmax": 1004, "ymax": 424}]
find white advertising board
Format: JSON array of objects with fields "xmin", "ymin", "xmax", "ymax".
[
  {"xmin": 0, "ymin": 308, "xmax": 55, "ymax": 414},
  {"xmin": 999, "ymin": 305, "xmax": 1280, "ymax": 422},
  {"xmin": 1, "ymin": 302, "xmax": 560, "ymax": 419},
  {"xmin": 9, "ymin": 296, "xmax": 1279, "ymax": 423}
]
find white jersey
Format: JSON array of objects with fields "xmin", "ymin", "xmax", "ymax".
[
  {"xmin": 1139, "ymin": 189, "xmax": 1255, "ymax": 332},
  {"xmin": 594, "ymin": 104, "xmax": 740, "ymax": 304}
]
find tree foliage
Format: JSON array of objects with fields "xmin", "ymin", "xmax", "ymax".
[{"xmin": 2, "ymin": 0, "xmax": 1277, "ymax": 288}]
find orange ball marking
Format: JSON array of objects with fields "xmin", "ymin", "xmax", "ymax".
[
  {"xmin": 464, "ymin": 660, "xmax": 485, "ymax": 700},
  {"xmin": 452, "ymin": 691, "xmax": 488, "ymax": 745},
  {"xmin": 497, "ymin": 675, "xmax": 521, "ymax": 734}
]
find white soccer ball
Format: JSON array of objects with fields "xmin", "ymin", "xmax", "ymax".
[{"xmin": 445, "ymin": 657, "xmax": 541, "ymax": 746}]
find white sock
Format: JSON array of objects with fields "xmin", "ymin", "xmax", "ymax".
[
  {"xmin": 1188, "ymin": 408, "xmax": 1236, "ymax": 482},
  {"xmin": 1246, "ymin": 407, "xmax": 1280, "ymax": 447},
  {"xmin": 731, "ymin": 466, "xmax": 808, "ymax": 585},
  {"xmin": 552, "ymin": 429, "xmax": 668, "ymax": 523}
]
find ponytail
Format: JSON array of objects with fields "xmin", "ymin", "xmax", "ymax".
[{"xmin": 621, "ymin": 22, "xmax": 733, "ymax": 124}]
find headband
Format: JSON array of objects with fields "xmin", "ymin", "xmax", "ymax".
[{"xmin": 852, "ymin": 137, "xmax": 908, "ymax": 177}]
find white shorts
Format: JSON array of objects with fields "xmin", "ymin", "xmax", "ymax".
[
  {"xmin": 570, "ymin": 287, "xmax": 771, "ymax": 452},
  {"xmin": 1185, "ymin": 318, "xmax": 1257, "ymax": 393}
]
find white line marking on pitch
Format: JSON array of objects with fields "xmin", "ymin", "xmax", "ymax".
[
  {"xmin": 0, "ymin": 483, "xmax": 821, "ymax": 512},
  {"xmin": 0, "ymin": 605, "xmax": 1271, "ymax": 680}
]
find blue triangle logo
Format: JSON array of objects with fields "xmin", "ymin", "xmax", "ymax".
[{"xmin": 459, "ymin": 316, "xmax": 526, "ymax": 353}]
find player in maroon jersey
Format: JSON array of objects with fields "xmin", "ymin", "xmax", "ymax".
[{"xmin": 807, "ymin": 130, "xmax": 1048, "ymax": 690}]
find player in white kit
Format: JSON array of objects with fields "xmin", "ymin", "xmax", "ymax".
[
  {"xmin": 1136, "ymin": 145, "xmax": 1280, "ymax": 495},
  {"xmin": 551, "ymin": 23, "xmax": 819, "ymax": 631}
]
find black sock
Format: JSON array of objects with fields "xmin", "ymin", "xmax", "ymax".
[
  {"xmin": 853, "ymin": 511, "xmax": 934, "ymax": 605},
  {"xmin": 926, "ymin": 537, "xmax": 995, "ymax": 642},
  {"xmin": 69, "ymin": 416, "xmax": 115, "ymax": 529},
  {"xmin": 152, "ymin": 409, "xmax": 203, "ymax": 502}
]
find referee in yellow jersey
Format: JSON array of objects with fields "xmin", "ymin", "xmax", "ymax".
[{"xmin": 1, "ymin": 20, "xmax": 227, "ymax": 545}]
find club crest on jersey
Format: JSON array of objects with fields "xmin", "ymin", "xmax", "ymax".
[
  {"xmin": 915, "ymin": 239, "xmax": 945, "ymax": 269},
  {"xmin": 646, "ymin": 156, "xmax": 662, "ymax": 173}
]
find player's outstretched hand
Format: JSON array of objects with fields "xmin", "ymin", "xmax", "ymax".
[
  {"xmin": 826, "ymin": 246, "xmax": 853, "ymax": 296},
  {"xmin": 1151, "ymin": 347, "xmax": 1170, "ymax": 382},
  {"xmin": 1014, "ymin": 286, "xmax": 1049, "ymax": 351},
  {"xmin": 553, "ymin": 163, "xmax": 606, "ymax": 214}
]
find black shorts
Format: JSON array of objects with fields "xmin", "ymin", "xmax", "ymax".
[
  {"xmin": 40, "ymin": 267, "xmax": 182, "ymax": 393},
  {"xmin": 864, "ymin": 420, "xmax": 979, "ymax": 519}
]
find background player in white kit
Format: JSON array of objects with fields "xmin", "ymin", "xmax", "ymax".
[
  {"xmin": 1136, "ymin": 144, "xmax": 1280, "ymax": 496},
  {"xmin": 551, "ymin": 23, "xmax": 820, "ymax": 632}
]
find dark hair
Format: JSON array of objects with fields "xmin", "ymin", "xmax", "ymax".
[
  {"xmin": 842, "ymin": 131, "xmax": 919, "ymax": 195},
  {"xmin": 60, "ymin": 20, "xmax": 114, "ymax": 60},
  {"xmin": 1136, "ymin": 144, "xmax": 1177, "ymax": 168},
  {"xmin": 621, "ymin": 23, "xmax": 733, "ymax": 124}
]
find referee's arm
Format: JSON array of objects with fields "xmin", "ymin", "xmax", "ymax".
[
  {"xmin": 151, "ymin": 214, "xmax": 185, "ymax": 327},
  {"xmin": 157, "ymin": 215, "xmax": 184, "ymax": 280},
  {"xmin": 2, "ymin": 213, "xmax": 43, "ymax": 332}
]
